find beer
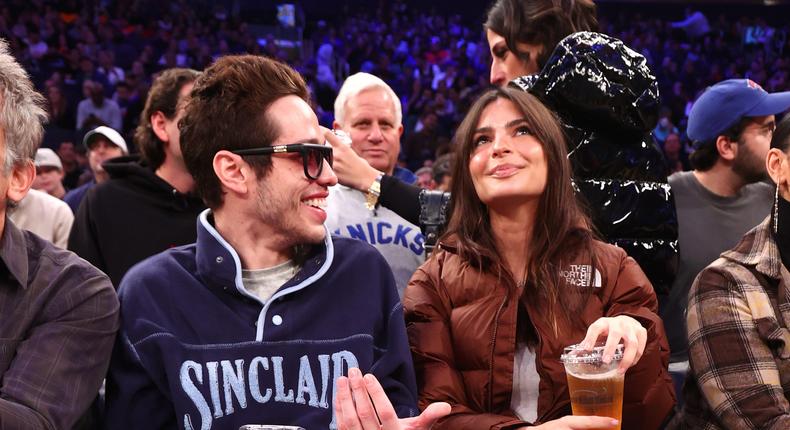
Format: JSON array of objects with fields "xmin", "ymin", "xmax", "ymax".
[
  {"xmin": 560, "ymin": 343, "xmax": 625, "ymax": 430},
  {"xmin": 565, "ymin": 367, "xmax": 624, "ymax": 430}
]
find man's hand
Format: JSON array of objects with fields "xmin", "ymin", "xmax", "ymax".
[
  {"xmin": 334, "ymin": 368, "xmax": 451, "ymax": 430},
  {"xmin": 579, "ymin": 315, "xmax": 647, "ymax": 374},
  {"xmin": 323, "ymin": 127, "xmax": 382, "ymax": 191}
]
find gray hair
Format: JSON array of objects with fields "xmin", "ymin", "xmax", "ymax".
[
  {"xmin": 0, "ymin": 39, "xmax": 48, "ymax": 173},
  {"xmin": 334, "ymin": 72, "xmax": 402, "ymax": 127}
]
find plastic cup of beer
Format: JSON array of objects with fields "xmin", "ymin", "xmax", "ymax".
[{"xmin": 560, "ymin": 343, "xmax": 624, "ymax": 430}]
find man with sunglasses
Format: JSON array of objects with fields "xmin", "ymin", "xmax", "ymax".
[{"xmin": 105, "ymin": 55, "xmax": 448, "ymax": 430}]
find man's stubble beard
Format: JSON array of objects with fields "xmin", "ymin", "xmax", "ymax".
[
  {"xmin": 732, "ymin": 141, "xmax": 768, "ymax": 184},
  {"xmin": 254, "ymin": 179, "xmax": 324, "ymax": 249}
]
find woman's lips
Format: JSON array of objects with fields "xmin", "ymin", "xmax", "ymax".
[{"xmin": 487, "ymin": 163, "xmax": 522, "ymax": 177}]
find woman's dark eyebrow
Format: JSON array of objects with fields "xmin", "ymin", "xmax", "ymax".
[
  {"xmin": 506, "ymin": 118, "xmax": 529, "ymax": 128},
  {"xmin": 473, "ymin": 118, "xmax": 528, "ymax": 134}
]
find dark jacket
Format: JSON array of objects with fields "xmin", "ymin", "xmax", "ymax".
[
  {"xmin": 67, "ymin": 155, "xmax": 205, "ymax": 287},
  {"xmin": 0, "ymin": 218, "xmax": 119, "ymax": 429},
  {"xmin": 511, "ymin": 32, "xmax": 678, "ymax": 297},
  {"xmin": 63, "ymin": 179, "xmax": 95, "ymax": 213},
  {"xmin": 105, "ymin": 210, "xmax": 418, "ymax": 429},
  {"xmin": 404, "ymin": 237, "xmax": 675, "ymax": 429}
]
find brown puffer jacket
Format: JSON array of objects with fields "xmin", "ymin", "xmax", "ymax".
[{"xmin": 403, "ymin": 237, "xmax": 675, "ymax": 429}]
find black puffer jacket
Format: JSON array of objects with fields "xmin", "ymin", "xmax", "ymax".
[{"xmin": 510, "ymin": 32, "xmax": 678, "ymax": 296}]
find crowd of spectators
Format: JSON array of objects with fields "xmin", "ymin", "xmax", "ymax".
[
  {"xmin": 1, "ymin": 0, "xmax": 789, "ymax": 184},
  {"xmin": 1, "ymin": 1, "xmax": 790, "ymax": 428},
  {"xmin": 601, "ymin": 9, "xmax": 789, "ymax": 172}
]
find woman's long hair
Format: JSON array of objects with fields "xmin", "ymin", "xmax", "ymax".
[
  {"xmin": 485, "ymin": 0, "xmax": 598, "ymax": 71},
  {"xmin": 442, "ymin": 87, "xmax": 596, "ymax": 327},
  {"xmin": 771, "ymin": 115, "xmax": 790, "ymax": 152}
]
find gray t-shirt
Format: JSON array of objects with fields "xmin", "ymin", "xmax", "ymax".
[
  {"xmin": 661, "ymin": 171, "xmax": 773, "ymax": 361},
  {"xmin": 241, "ymin": 260, "xmax": 299, "ymax": 303},
  {"xmin": 326, "ymin": 185, "xmax": 425, "ymax": 298}
]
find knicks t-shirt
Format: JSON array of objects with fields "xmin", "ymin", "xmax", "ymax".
[{"xmin": 326, "ymin": 185, "xmax": 425, "ymax": 297}]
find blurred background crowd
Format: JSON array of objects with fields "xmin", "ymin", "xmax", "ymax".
[{"xmin": 1, "ymin": 0, "xmax": 788, "ymax": 191}]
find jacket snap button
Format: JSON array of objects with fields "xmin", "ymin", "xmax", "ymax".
[
  {"xmin": 272, "ymin": 315, "xmax": 283, "ymax": 326},
  {"xmin": 215, "ymin": 256, "xmax": 223, "ymax": 264}
]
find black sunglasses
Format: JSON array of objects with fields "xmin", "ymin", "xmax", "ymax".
[{"xmin": 231, "ymin": 143, "xmax": 333, "ymax": 180}]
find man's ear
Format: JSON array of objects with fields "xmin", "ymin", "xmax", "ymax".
[
  {"xmin": 715, "ymin": 135, "xmax": 738, "ymax": 162},
  {"xmin": 6, "ymin": 161, "xmax": 35, "ymax": 204},
  {"xmin": 151, "ymin": 111, "xmax": 170, "ymax": 143},
  {"xmin": 213, "ymin": 150, "xmax": 252, "ymax": 197}
]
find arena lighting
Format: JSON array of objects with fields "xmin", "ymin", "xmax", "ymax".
[{"xmin": 277, "ymin": 3, "xmax": 295, "ymax": 27}]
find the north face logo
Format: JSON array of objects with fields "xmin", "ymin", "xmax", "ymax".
[{"xmin": 560, "ymin": 264, "xmax": 602, "ymax": 288}]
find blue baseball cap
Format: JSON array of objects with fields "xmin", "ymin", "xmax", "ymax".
[{"xmin": 687, "ymin": 79, "xmax": 790, "ymax": 143}]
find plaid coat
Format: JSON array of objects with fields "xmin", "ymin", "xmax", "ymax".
[{"xmin": 671, "ymin": 218, "xmax": 790, "ymax": 429}]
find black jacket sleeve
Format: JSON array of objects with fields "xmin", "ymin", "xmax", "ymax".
[
  {"xmin": 67, "ymin": 188, "xmax": 108, "ymax": 279},
  {"xmin": 379, "ymin": 175, "xmax": 422, "ymax": 226}
]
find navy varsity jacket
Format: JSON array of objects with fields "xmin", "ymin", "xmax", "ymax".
[{"xmin": 105, "ymin": 210, "xmax": 418, "ymax": 430}]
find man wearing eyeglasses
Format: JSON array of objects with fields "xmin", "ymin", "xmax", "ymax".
[{"xmin": 105, "ymin": 55, "xmax": 449, "ymax": 430}]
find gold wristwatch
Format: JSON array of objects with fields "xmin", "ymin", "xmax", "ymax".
[{"xmin": 365, "ymin": 174, "xmax": 383, "ymax": 211}]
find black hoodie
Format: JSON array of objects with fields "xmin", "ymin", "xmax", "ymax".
[{"xmin": 68, "ymin": 156, "xmax": 205, "ymax": 287}]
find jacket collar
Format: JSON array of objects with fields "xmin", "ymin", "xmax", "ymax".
[
  {"xmin": 194, "ymin": 209, "xmax": 334, "ymax": 299},
  {"xmin": 723, "ymin": 217, "xmax": 782, "ymax": 279},
  {"xmin": 0, "ymin": 217, "xmax": 29, "ymax": 288},
  {"xmin": 722, "ymin": 217, "xmax": 790, "ymax": 321}
]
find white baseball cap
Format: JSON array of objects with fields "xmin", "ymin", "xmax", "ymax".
[
  {"xmin": 35, "ymin": 148, "xmax": 63, "ymax": 170},
  {"xmin": 83, "ymin": 126, "xmax": 128, "ymax": 154}
]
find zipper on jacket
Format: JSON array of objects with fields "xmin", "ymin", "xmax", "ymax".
[
  {"xmin": 532, "ymin": 317, "xmax": 552, "ymax": 423},
  {"xmin": 525, "ymin": 299, "xmax": 563, "ymax": 423},
  {"xmin": 487, "ymin": 292, "xmax": 509, "ymax": 412}
]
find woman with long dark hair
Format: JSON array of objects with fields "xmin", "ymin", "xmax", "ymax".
[
  {"xmin": 484, "ymin": 0, "xmax": 598, "ymax": 84},
  {"xmin": 328, "ymin": 0, "xmax": 677, "ymax": 299},
  {"xmin": 402, "ymin": 87, "xmax": 675, "ymax": 429}
]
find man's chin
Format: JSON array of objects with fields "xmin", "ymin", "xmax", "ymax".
[
  {"xmin": 305, "ymin": 228, "xmax": 327, "ymax": 245},
  {"xmin": 363, "ymin": 157, "xmax": 392, "ymax": 173}
]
